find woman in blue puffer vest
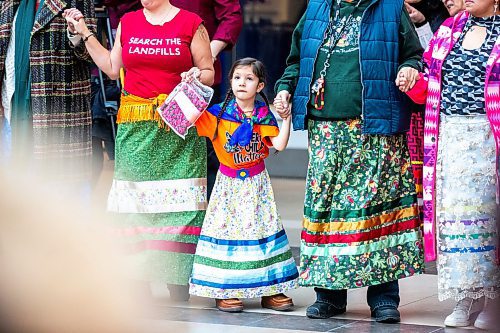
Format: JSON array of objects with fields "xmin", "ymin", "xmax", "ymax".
[{"xmin": 274, "ymin": 0, "xmax": 423, "ymax": 323}]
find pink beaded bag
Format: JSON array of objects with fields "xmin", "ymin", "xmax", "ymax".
[{"xmin": 157, "ymin": 79, "xmax": 214, "ymax": 138}]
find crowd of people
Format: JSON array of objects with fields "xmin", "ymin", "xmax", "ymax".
[{"xmin": 0, "ymin": 0, "xmax": 498, "ymax": 331}]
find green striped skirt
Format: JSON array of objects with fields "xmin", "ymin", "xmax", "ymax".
[
  {"xmin": 107, "ymin": 121, "xmax": 206, "ymax": 284},
  {"xmin": 300, "ymin": 119, "xmax": 424, "ymax": 290}
]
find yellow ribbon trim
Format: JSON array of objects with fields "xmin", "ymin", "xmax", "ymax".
[
  {"xmin": 117, "ymin": 93, "xmax": 168, "ymax": 127},
  {"xmin": 303, "ymin": 205, "xmax": 419, "ymax": 233}
]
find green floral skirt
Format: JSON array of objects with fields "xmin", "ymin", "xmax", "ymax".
[{"xmin": 300, "ymin": 119, "xmax": 424, "ymax": 290}]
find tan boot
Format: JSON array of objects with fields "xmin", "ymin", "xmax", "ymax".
[
  {"xmin": 261, "ymin": 293, "xmax": 294, "ymax": 311},
  {"xmin": 215, "ymin": 298, "xmax": 244, "ymax": 312}
]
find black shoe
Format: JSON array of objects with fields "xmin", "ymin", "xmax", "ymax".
[
  {"xmin": 167, "ymin": 284, "xmax": 190, "ymax": 302},
  {"xmin": 371, "ymin": 306, "xmax": 400, "ymax": 323},
  {"xmin": 306, "ymin": 301, "xmax": 346, "ymax": 319}
]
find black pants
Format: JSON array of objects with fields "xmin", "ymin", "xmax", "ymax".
[{"xmin": 314, "ymin": 280, "xmax": 400, "ymax": 310}]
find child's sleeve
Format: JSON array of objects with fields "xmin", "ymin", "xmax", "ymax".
[
  {"xmin": 257, "ymin": 108, "xmax": 280, "ymax": 147},
  {"xmin": 195, "ymin": 107, "xmax": 218, "ymax": 138},
  {"xmin": 259, "ymin": 125, "xmax": 280, "ymax": 147}
]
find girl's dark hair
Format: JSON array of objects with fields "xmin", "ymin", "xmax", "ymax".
[{"xmin": 212, "ymin": 57, "xmax": 270, "ymax": 141}]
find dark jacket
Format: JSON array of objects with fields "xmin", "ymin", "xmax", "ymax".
[{"xmin": 276, "ymin": 0, "xmax": 423, "ymax": 134}]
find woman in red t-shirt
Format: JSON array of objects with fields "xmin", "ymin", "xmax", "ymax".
[{"xmin": 63, "ymin": 1, "xmax": 214, "ymax": 301}]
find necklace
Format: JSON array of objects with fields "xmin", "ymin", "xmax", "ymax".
[
  {"xmin": 237, "ymin": 103, "xmax": 255, "ymax": 118},
  {"xmin": 242, "ymin": 109, "xmax": 254, "ymax": 117},
  {"xmin": 464, "ymin": 15, "xmax": 498, "ymax": 47},
  {"xmin": 311, "ymin": 0, "xmax": 362, "ymax": 110},
  {"xmin": 144, "ymin": 5, "xmax": 174, "ymax": 26},
  {"xmin": 469, "ymin": 26, "xmax": 484, "ymax": 32}
]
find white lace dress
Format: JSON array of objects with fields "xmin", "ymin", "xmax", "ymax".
[{"xmin": 436, "ymin": 114, "xmax": 499, "ymax": 301}]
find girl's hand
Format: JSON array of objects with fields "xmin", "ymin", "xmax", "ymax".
[
  {"xmin": 181, "ymin": 67, "xmax": 201, "ymax": 83},
  {"xmin": 273, "ymin": 98, "xmax": 284, "ymax": 111},
  {"xmin": 275, "ymin": 90, "xmax": 291, "ymax": 119},
  {"xmin": 396, "ymin": 67, "xmax": 419, "ymax": 92},
  {"xmin": 273, "ymin": 98, "xmax": 290, "ymax": 120},
  {"xmin": 63, "ymin": 8, "xmax": 89, "ymax": 36}
]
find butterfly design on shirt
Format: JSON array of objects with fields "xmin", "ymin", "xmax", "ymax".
[{"xmin": 223, "ymin": 132, "xmax": 242, "ymax": 153}]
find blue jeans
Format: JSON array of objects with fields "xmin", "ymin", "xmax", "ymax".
[{"xmin": 314, "ymin": 280, "xmax": 400, "ymax": 311}]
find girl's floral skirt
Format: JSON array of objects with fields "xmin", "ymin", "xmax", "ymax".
[
  {"xmin": 300, "ymin": 119, "xmax": 424, "ymax": 290},
  {"xmin": 436, "ymin": 114, "xmax": 499, "ymax": 301},
  {"xmin": 189, "ymin": 168, "xmax": 299, "ymax": 299}
]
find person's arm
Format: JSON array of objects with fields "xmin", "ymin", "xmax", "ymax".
[
  {"xmin": 273, "ymin": 12, "xmax": 305, "ymax": 119},
  {"xmin": 396, "ymin": 7, "xmax": 424, "ymax": 92},
  {"xmin": 64, "ymin": 9, "xmax": 123, "ymax": 80},
  {"xmin": 400, "ymin": 18, "xmax": 448, "ymax": 103},
  {"xmin": 274, "ymin": 12, "xmax": 305, "ymax": 95},
  {"xmin": 269, "ymin": 117, "xmax": 291, "ymax": 151},
  {"xmin": 211, "ymin": 0, "xmax": 243, "ymax": 59},
  {"xmin": 404, "ymin": 3, "xmax": 433, "ymax": 49},
  {"xmin": 67, "ymin": 3, "xmax": 97, "ymax": 62},
  {"xmin": 415, "ymin": 22, "xmax": 433, "ymax": 49},
  {"xmin": 195, "ymin": 108, "xmax": 216, "ymax": 138},
  {"xmin": 188, "ymin": 24, "xmax": 215, "ymax": 86},
  {"xmin": 398, "ymin": 7, "xmax": 423, "ymax": 71}
]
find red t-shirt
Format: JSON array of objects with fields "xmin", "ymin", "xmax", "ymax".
[{"xmin": 120, "ymin": 9, "xmax": 203, "ymax": 98}]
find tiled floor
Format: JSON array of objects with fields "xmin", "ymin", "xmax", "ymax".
[
  {"xmin": 146, "ymin": 273, "xmax": 487, "ymax": 332},
  {"xmin": 95, "ymin": 160, "xmax": 491, "ymax": 332}
]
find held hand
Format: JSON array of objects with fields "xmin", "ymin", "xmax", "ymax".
[
  {"xmin": 275, "ymin": 90, "xmax": 291, "ymax": 119},
  {"xmin": 396, "ymin": 67, "xmax": 420, "ymax": 92},
  {"xmin": 63, "ymin": 8, "xmax": 89, "ymax": 36},
  {"xmin": 181, "ymin": 67, "xmax": 201, "ymax": 83},
  {"xmin": 273, "ymin": 98, "xmax": 290, "ymax": 120}
]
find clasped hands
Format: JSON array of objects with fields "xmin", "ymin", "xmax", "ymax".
[
  {"xmin": 396, "ymin": 67, "xmax": 420, "ymax": 93},
  {"xmin": 274, "ymin": 67, "xmax": 419, "ymax": 119}
]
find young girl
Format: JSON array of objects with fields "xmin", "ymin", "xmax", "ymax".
[{"xmin": 190, "ymin": 58, "xmax": 298, "ymax": 312}]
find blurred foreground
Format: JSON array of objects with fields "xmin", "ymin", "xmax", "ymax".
[{"xmin": 0, "ymin": 165, "xmax": 142, "ymax": 333}]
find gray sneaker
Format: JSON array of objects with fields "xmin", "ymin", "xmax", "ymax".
[
  {"xmin": 474, "ymin": 297, "xmax": 499, "ymax": 330},
  {"xmin": 444, "ymin": 297, "xmax": 482, "ymax": 327}
]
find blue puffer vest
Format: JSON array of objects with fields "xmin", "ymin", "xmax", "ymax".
[{"xmin": 292, "ymin": 0, "xmax": 411, "ymax": 135}]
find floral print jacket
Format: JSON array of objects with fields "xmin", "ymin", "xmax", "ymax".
[{"xmin": 406, "ymin": 12, "xmax": 500, "ymax": 262}]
